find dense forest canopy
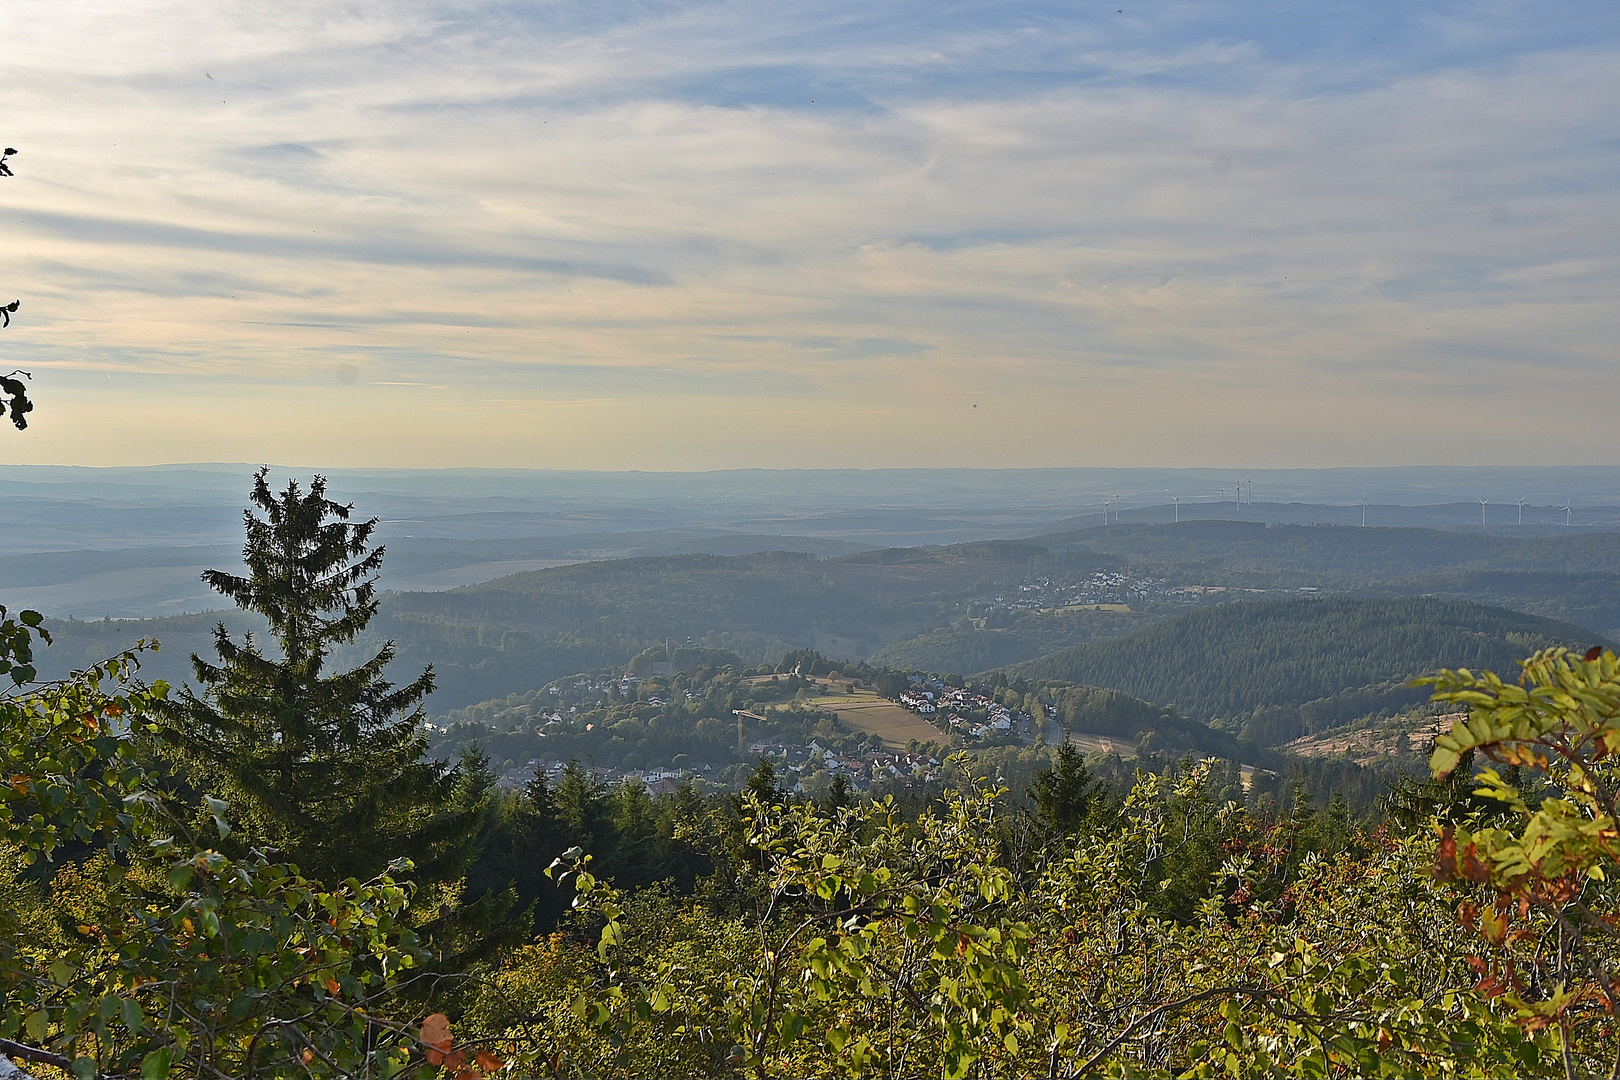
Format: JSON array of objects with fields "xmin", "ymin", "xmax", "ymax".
[
  {"xmin": 1009, "ymin": 596, "xmax": 1604, "ymax": 720},
  {"xmin": 867, "ymin": 605, "xmax": 1152, "ymax": 673}
]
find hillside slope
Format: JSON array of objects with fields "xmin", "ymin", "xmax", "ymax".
[
  {"xmin": 34, "ymin": 545, "xmax": 1048, "ymax": 710},
  {"xmin": 1008, "ymin": 596, "xmax": 1605, "ymax": 733},
  {"xmin": 1041, "ymin": 521, "xmax": 1620, "ymax": 580},
  {"xmin": 868, "ymin": 607, "xmax": 1152, "ymax": 674}
]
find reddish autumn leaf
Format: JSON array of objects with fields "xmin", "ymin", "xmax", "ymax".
[
  {"xmin": 324, "ymin": 977, "xmax": 341, "ymax": 996},
  {"xmin": 475, "ymin": 1050, "xmax": 506, "ymax": 1073},
  {"xmin": 1460, "ymin": 844, "xmax": 1490, "ymax": 884},
  {"xmin": 1586, "ymin": 646, "xmax": 1604, "ymax": 662},
  {"xmin": 421, "ymin": 1012, "xmax": 453, "ymax": 1065}
]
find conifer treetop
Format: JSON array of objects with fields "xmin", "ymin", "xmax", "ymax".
[{"xmin": 205, "ymin": 467, "xmax": 385, "ymax": 672}]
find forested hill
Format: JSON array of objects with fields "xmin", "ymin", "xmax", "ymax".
[
  {"xmin": 32, "ymin": 545, "xmax": 1052, "ymax": 709},
  {"xmin": 1008, "ymin": 596, "xmax": 1606, "ymax": 723},
  {"xmin": 30, "ymin": 527, "xmax": 1620, "ymax": 714},
  {"xmin": 868, "ymin": 607, "xmax": 1151, "ymax": 674},
  {"xmin": 1041, "ymin": 520, "xmax": 1620, "ymax": 580},
  {"xmin": 1035, "ymin": 522, "xmax": 1620, "ymax": 637}
]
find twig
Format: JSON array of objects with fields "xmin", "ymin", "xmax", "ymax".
[
  {"xmin": 1068, "ymin": 985, "xmax": 1273, "ymax": 1077},
  {"xmin": 0, "ymin": 1040, "xmax": 77, "ymax": 1075}
]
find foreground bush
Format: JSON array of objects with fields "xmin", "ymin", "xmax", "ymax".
[{"xmin": 6, "ymin": 601, "xmax": 1618, "ymax": 1077}]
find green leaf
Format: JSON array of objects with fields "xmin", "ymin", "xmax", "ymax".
[
  {"xmin": 140, "ymin": 1047, "xmax": 174, "ymax": 1079},
  {"xmin": 204, "ymin": 796, "xmax": 231, "ymax": 839},
  {"xmin": 120, "ymin": 996, "xmax": 144, "ymax": 1033},
  {"xmin": 1430, "ymin": 746, "xmax": 1461, "ymax": 778}
]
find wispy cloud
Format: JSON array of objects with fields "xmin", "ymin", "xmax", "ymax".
[{"xmin": 1, "ymin": 0, "xmax": 1616, "ymax": 468}]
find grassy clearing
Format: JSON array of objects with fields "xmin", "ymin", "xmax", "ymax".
[
  {"xmin": 804, "ymin": 691, "xmax": 947, "ymax": 748},
  {"xmin": 1042, "ymin": 720, "xmax": 1136, "ymax": 759},
  {"xmin": 1062, "ymin": 731, "xmax": 1136, "ymax": 758}
]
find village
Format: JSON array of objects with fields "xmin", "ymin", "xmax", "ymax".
[
  {"xmin": 896, "ymin": 675, "xmax": 1034, "ymax": 741},
  {"xmin": 440, "ymin": 655, "xmax": 1042, "ymax": 796},
  {"xmin": 973, "ymin": 571, "xmax": 1302, "ymax": 615},
  {"xmin": 974, "ymin": 570, "xmax": 1170, "ymax": 612}
]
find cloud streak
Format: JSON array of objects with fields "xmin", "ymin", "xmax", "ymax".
[{"xmin": 0, "ymin": 0, "xmax": 1616, "ymax": 468}]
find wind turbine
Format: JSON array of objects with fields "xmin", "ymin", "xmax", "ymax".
[
  {"xmin": 1516, "ymin": 497, "xmax": 1526, "ymax": 526},
  {"xmin": 1361, "ymin": 492, "xmax": 1367, "ymax": 528},
  {"xmin": 1563, "ymin": 505, "xmax": 1573, "ymax": 527},
  {"xmin": 1479, "ymin": 499, "xmax": 1488, "ymax": 527},
  {"xmin": 1167, "ymin": 491, "xmax": 1179, "ymax": 522},
  {"xmin": 1112, "ymin": 494, "xmax": 1122, "ymax": 523}
]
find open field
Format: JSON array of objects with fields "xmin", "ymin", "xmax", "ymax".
[
  {"xmin": 803, "ymin": 690, "xmax": 948, "ymax": 748},
  {"xmin": 1061, "ymin": 730, "xmax": 1135, "ymax": 758},
  {"xmin": 1283, "ymin": 712, "xmax": 1462, "ymax": 766}
]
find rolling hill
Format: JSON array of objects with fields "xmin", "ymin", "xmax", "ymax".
[
  {"xmin": 32, "ymin": 544, "xmax": 1052, "ymax": 710},
  {"xmin": 1008, "ymin": 596, "xmax": 1606, "ymax": 745},
  {"xmin": 868, "ymin": 607, "xmax": 1152, "ymax": 674},
  {"xmin": 28, "ymin": 525, "xmax": 1620, "ymax": 718}
]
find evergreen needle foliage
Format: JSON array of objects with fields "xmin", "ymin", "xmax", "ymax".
[
  {"xmin": 1027, "ymin": 741, "xmax": 1107, "ymax": 835},
  {"xmin": 155, "ymin": 468, "xmax": 465, "ymax": 881}
]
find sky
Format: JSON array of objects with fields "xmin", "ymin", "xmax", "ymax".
[{"xmin": 1, "ymin": 0, "xmax": 1617, "ymax": 470}]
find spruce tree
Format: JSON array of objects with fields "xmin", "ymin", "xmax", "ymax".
[
  {"xmin": 157, "ymin": 468, "xmax": 463, "ymax": 882},
  {"xmin": 1028, "ymin": 743, "xmax": 1103, "ymax": 835}
]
